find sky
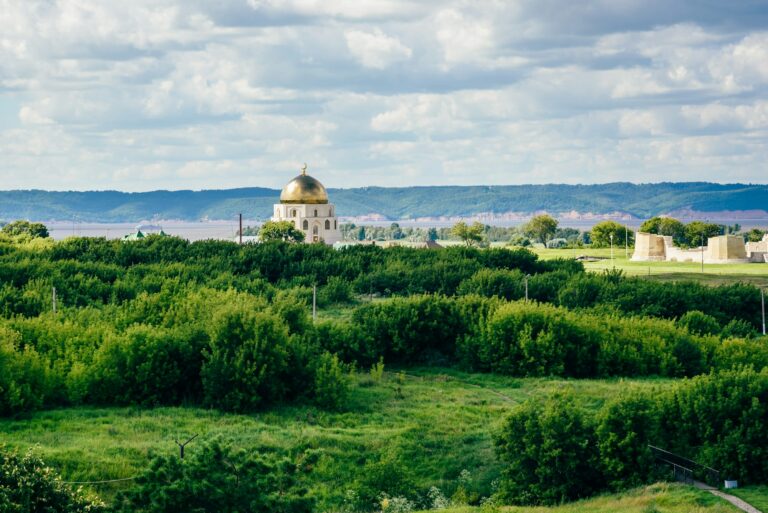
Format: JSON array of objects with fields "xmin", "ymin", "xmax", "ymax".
[{"xmin": 1, "ymin": 0, "xmax": 768, "ymax": 192}]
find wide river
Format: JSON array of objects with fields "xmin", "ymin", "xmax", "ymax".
[{"xmin": 46, "ymin": 218, "xmax": 768, "ymax": 241}]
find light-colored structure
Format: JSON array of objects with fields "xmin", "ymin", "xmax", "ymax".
[
  {"xmin": 632, "ymin": 232, "xmax": 667, "ymax": 261},
  {"xmin": 746, "ymin": 234, "xmax": 768, "ymax": 263},
  {"xmin": 272, "ymin": 165, "xmax": 341, "ymax": 244},
  {"xmin": 706, "ymin": 235, "xmax": 747, "ymax": 262},
  {"xmin": 632, "ymin": 232, "xmax": 758, "ymax": 264}
]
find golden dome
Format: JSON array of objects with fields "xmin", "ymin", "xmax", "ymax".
[{"xmin": 279, "ymin": 165, "xmax": 329, "ymax": 204}]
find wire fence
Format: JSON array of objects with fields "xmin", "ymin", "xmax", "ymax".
[{"xmin": 62, "ymin": 476, "xmax": 139, "ymax": 485}]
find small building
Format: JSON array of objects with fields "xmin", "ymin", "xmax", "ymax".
[
  {"xmin": 122, "ymin": 224, "xmax": 168, "ymax": 241},
  {"xmin": 272, "ymin": 165, "xmax": 341, "ymax": 245}
]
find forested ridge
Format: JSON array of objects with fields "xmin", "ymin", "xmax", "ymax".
[
  {"xmin": 1, "ymin": 181, "xmax": 768, "ymax": 221},
  {"xmin": 1, "ymin": 233, "xmax": 767, "ymax": 511}
]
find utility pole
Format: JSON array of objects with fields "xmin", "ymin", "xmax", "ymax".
[
  {"xmin": 625, "ymin": 225, "xmax": 628, "ymax": 258},
  {"xmin": 312, "ymin": 283, "xmax": 317, "ymax": 322},
  {"xmin": 174, "ymin": 434, "xmax": 198, "ymax": 460},
  {"xmin": 610, "ymin": 233, "xmax": 614, "ymax": 268},
  {"xmin": 524, "ymin": 275, "xmax": 529, "ymax": 302},
  {"xmin": 238, "ymin": 213, "xmax": 243, "ymax": 245},
  {"xmin": 52, "ymin": 287, "xmax": 57, "ymax": 314}
]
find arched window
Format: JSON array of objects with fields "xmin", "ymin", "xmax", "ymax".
[
  {"xmin": 334, "ymin": 220, "xmax": 337, "ymax": 229},
  {"xmin": 314, "ymin": 209, "xmax": 318, "ymax": 217},
  {"xmin": 302, "ymin": 220, "xmax": 308, "ymax": 230},
  {"xmin": 291, "ymin": 209, "xmax": 296, "ymax": 217},
  {"xmin": 325, "ymin": 220, "xmax": 330, "ymax": 230},
  {"xmin": 313, "ymin": 225, "xmax": 318, "ymax": 235}
]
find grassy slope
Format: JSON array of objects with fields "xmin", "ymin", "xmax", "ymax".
[
  {"xmin": 0, "ymin": 370, "xmax": 672, "ymax": 508},
  {"xmin": 426, "ymin": 483, "xmax": 739, "ymax": 512}
]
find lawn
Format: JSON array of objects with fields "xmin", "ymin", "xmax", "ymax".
[
  {"xmin": 0, "ymin": 369, "xmax": 673, "ymax": 509},
  {"xmin": 529, "ymin": 247, "xmax": 768, "ymax": 287}
]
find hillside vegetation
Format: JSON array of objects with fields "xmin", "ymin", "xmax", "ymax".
[
  {"xmin": 1, "ymin": 231, "xmax": 767, "ymax": 512},
  {"xmin": 1, "ymin": 182, "xmax": 768, "ymax": 221}
]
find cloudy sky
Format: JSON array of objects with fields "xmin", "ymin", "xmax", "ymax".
[{"xmin": 2, "ymin": 0, "xmax": 768, "ymax": 191}]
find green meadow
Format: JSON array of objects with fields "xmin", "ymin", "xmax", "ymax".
[{"xmin": 0, "ymin": 369, "xmax": 673, "ymax": 509}]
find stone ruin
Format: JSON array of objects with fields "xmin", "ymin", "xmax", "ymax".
[{"xmin": 632, "ymin": 233, "xmax": 768, "ymax": 264}]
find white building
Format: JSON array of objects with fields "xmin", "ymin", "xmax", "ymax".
[{"xmin": 272, "ymin": 165, "xmax": 342, "ymax": 244}]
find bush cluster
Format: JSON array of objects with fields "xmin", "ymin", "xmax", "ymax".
[{"xmin": 496, "ymin": 368, "xmax": 768, "ymax": 505}]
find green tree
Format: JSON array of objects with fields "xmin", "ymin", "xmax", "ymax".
[
  {"xmin": 590, "ymin": 221, "xmax": 633, "ymax": 248},
  {"xmin": 677, "ymin": 310, "xmax": 720, "ymax": 336},
  {"xmin": 747, "ymin": 228, "xmax": 766, "ymax": 242},
  {"xmin": 0, "ymin": 446, "xmax": 104, "ymax": 512},
  {"xmin": 201, "ymin": 306, "xmax": 292, "ymax": 411},
  {"xmin": 313, "ymin": 352, "xmax": 352, "ymax": 410},
  {"xmin": 451, "ymin": 221, "xmax": 485, "ymax": 246},
  {"xmin": 523, "ymin": 215, "xmax": 558, "ymax": 244},
  {"xmin": 0, "ymin": 326, "xmax": 51, "ymax": 415},
  {"xmin": 596, "ymin": 390, "xmax": 661, "ymax": 489},
  {"xmin": 427, "ymin": 227, "xmax": 438, "ymax": 241},
  {"xmin": 1, "ymin": 220, "xmax": 49, "ymax": 238},
  {"xmin": 390, "ymin": 223, "xmax": 403, "ymax": 240},
  {"xmin": 456, "ymin": 268, "xmax": 525, "ymax": 300},
  {"xmin": 496, "ymin": 392, "xmax": 601, "ymax": 505},
  {"xmin": 259, "ymin": 221, "xmax": 305, "ymax": 243},
  {"xmin": 639, "ymin": 216, "xmax": 686, "ymax": 245},
  {"xmin": 684, "ymin": 221, "xmax": 722, "ymax": 247},
  {"xmin": 114, "ymin": 439, "xmax": 312, "ymax": 513}
]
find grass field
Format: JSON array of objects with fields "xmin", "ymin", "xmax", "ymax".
[
  {"xmin": 727, "ymin": 485, "xmax": 768, "ymax": 512},
  {"xmin": 0, "ymin": 369, "xmax": 674, "ymax": 509},
  {"xmin": 529, "ymin": 247, "xmax": 768, "ymax": 287}
]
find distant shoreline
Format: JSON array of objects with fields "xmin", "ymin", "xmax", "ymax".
[{"xmin": 46, "ymin": 217, "xmax": 768, "ymax": 241}]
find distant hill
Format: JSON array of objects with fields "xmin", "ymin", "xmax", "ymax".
[{"xmin": 1, "ymin": 182, "xmax": 767, "ymax": 223}]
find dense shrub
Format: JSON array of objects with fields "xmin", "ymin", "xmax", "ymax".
[
  {"xmin": 0, "ymin": 235, "xmax": 766, "ymax": 417},
  {"xmin": 351, "ymin": 457, "xmax": 417, "ymax": 512},
  {"xmin": 595, "ymin": 389, "xmax": 663, "ymax": 488},
  {"xmin": 313, "ymin": 351, "xmax": 353, "ymax": 410},
  {"xmin": 456, "ymin": 268, "xmax": 525, "ymax": 300},
  {"xmin": 113, "ymin": 439, "xmax": 312, "ymax": 513},
  {"xmin": 496, "ymin": 368, "xmax": 768, "ymax": 506},
  {"xmin": 201, "ymin": 306, "xmax": 293, "ymax": 411},
  {"xmin": 0, "ymin": 326, "xmax": 52, "ymax": 415},
  {"xmin": 496, "ymin": 392, "xmax": 601, "ymax": 505},
  {"xmin": 352, "ymin": 295, "xmax": 466, "ymax": 364},
  {"xmin": 87, "ymin": 326, "xmax": 205, "ymax": 406},
  {"xmin": 0, "ymin": 445, "xmax": 104, "ymax": 512},
  {"xmin": 661, "ymin": 368, "xmax": 768, "ymax": 482},
  {"xmin": 677, "ymin": 310, "xmax": 720, "ymax": 336}
]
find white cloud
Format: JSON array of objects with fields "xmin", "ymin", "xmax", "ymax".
[
  {"xmin": 434, "ymin": 9, "xmax": 493, "ymax": 68},
  {"xmin": 18, "ymin": 105, "xmax": 53, "ymax": 125},
  {"xmin": 345, "ymin": 29, "xmax": 412, "ymax": 69},
  {"xmin": 0, "ymin": 0, "xmax": 767, "ymax": 191}
]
